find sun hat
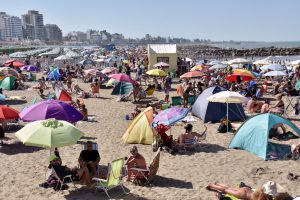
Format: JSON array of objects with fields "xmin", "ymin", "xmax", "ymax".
[
  {"xmin": 48, "ymin": 154, "xmax": 58, "ymax": 163},
  {"xmin": 262, "ymin": 181, "xmax": 286, "ymax": 196}
]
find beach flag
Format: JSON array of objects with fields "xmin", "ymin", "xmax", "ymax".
[{"xmin": 55, "ymin": 85, "xmax": 72, "ymax": 102}]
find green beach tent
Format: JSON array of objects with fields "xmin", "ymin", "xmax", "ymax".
[
  {"xmin": 295, "ymin": 80, "xmax": 300, "ymax": 90},
  {"xmin": 229, "ymin": 113, "xmax": 300, "ymax": 160},
  {"xmin": 0, "ymin": 76, "xmax": 14, "ymax": 90},
  {"xmin": 111, "ymin": 82, "xmax": 133, "ymax": 95}
]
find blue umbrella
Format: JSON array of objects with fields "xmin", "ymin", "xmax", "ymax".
[
  {"xmin": 153, "ymin": 106, "xmax": 190, "ymax": 126},
  {"xmin": 79, "ymin": 58, "xmax": 96, "ymax": 65},
  {"xmin": 47, "ymin": 68, "xmax": 61, "ymax": 80}
]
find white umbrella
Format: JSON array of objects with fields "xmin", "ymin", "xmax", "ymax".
[
  {"xmin": 260, "ymin": 64, "xmax": 285, "ymax": 71},
  {"xmin": 253, "ymin": 59, "xmax": 271, "ymax": 65},
  {"xmin": 263, "ymin": 71, "xmax": 286, "ymax": 77},
  {"xmin": 153, "ymin": 62, "xmax": 169, "ymax": 67},
  {"xmin": 228, "ymin": 58, "xmax": 252, "ymax": 65},
  {"xmin": 54, "ymin": 55, "xmax": 73, "ymax": 61},
  {"xmin": 291, "ymin": 60, "xmax": 300, "ymax": 65},
  {"xmin": 209, "ymin": 64, "xmax": 227, "ymax": 70},
  {"xmin": 185, "ymin": 57, "xmax": 192, "ymax": 62},
  {"xmin": 207, "ymin": 91, "xmax": 246, "ymax": 132},
  {"xmin": 208, "ymin": 60, "xmax": 221, "ymax": 65}
]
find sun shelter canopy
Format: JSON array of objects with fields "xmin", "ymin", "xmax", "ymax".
[
  {"xmin": 229, "ymin": 113, "xmax": 300, "ymax": 160},
  {"xmin": 122, "ymin": 107, "xmax": 154, "ymax": 144},
  {"xmin": 192, "ymin": 86, "xmax": 246, "ymax": 122}
]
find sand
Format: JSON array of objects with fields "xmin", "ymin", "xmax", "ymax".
[{"xmin": 0, "ymin": 76, "xmax": 300, "ymax": 200}]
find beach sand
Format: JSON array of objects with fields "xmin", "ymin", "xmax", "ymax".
[{"xmin": 0, "ymin": 77, "xmax": 300, "ymax": 200}]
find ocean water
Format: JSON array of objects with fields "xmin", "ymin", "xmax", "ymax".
[{"xmin": 211, "ymin": 41, "xmax": 300, "ymax": 49}]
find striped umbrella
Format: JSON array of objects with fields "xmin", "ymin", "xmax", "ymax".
[
  {"xmin": 0, "ymin": 67, "xmax": 19, "ymax": 77},
  {"xmin": 180, "ymin": 71, "xmax": 205, "ymax": 79}
]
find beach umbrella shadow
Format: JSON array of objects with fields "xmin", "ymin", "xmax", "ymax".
[
  {"xmin": 0, "ymin": 141, "xmax": 43, "ymax": 155},
  {"xmin": 150, "ymin": 175, "xmax": 193, "ymax": 189}
]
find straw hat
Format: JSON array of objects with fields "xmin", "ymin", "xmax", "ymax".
[{"xmin": 262, "ymin": 181, "xmax": 286, "ymax": 196}]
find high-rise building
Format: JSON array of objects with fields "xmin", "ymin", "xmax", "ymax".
[
  {"xmin": 0, "ymin": 12, "xmax": 23, "ymax": 41},
  {"xmin": 44, "ymin": 24, "xmax": 62, "ymax": 41},
  {"xmin": 22, "ymin": 10, "xmax": 44, "ymax": 40}
]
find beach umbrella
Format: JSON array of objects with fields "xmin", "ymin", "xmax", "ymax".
[
  {"xmin": 146, "ymin": 69, "xmax": 167, "ymax": 77},
  {"xmin": 153, "ymin": 62, "xmax": 169, "ymax": 67},
  {"xmin": 123, "ymin": 60, "xmax": 130, "ymax": 64},
  {"xmin": 153, "ymin": 106, "xmax": 190, "ymax": 126},
  {"xmin": 260, "ymin": 64, "xmax": 285, "ymax": 71},
  {"xmin": 84, "ymin": 69, "xmax": 103, "ymax": 77},
  {"xmin": 262, "ymin": 71, "xmax": 286, "ymax": 77},
  {"xmin": 253, "ymin": 59, "xmax": 271, "ymax": 65},
  {"xmin": 208, "ymin": 60, "xmax": 221, "ymax": 66},
  {"xmin": 109, "ymin": 73, "xmax": 135, "ymax": 83},
  {"xmin": 21, "ymin": 65, "xmax": 40, "ymax": 72},
  {"xmin": 233, "ymin": 69, "xmax": 255, "ymax": 77},
  {"xmin": 226, "ymin": 73, "xmax": 254, "ymax": 82},
  {"xmin": 47, "ymin": 68, "xmax": 61, "ymax": 80},
  {"xmin": 4, "ymin": 59, "xmax": 25, "ymax": 68},
  {"xmin": 94, "ymin": 58, "xmax": 105, "ymax": 63},
  {"xmin": 79, "ymin": 58, "xmax": 96, "ymax": 65},
  {"xmin": 295, "ymin": 81, "xmax": 300, "ymax": 90},
  {"xmin": 228, "ymin": 58, "xmax": 252, "ymax": 65},
  {"xmin": 209, "ymin": 64, "xmax": 227, "ymax": 70},
  {"xmin": 191, "ymin": 64, "xmax": 208, "ymax": 72},
  {"xmin": 207, "ymin": 91, "xmax": 246, "ymax": 132},
  {"xmin": 54, "ymin": 55, "xmax": 73, "ymax": 61},
  {"xmin": 0, "ymin": 67, "xmax": 18, "ymax": 77},
  {"xmin": 101, "ymin": 67, "xmax": 116, "ymax": 74},
  {"xmin": 291, "ymin": 60, "xmax": 300, "ymax": 65},
  {"xmin": 185, "ymin": 57, "xmax": 192, "ymax": 62},
  {"xmin": 15, "ymin": 119, "xmax": 83, "ymax": 148},
  {"xmin": 180, "ymin": 71, "xmax": 205, "ymax": 79},
  {"xmin": 106, "ymin": 78, "xmax": 119, "ymax": 87},
  {"xmin": 0, "ymin": 105, "xmax": 19, "ymax": 120},
  {"xmin": 20, "ymin": 100, "xmax": 83, "ymax": 123}
]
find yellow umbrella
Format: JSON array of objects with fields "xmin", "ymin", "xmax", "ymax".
[
  {"xmin": 146, "ymin": 69, "xmax": 167, "ymax": 77},
  {"xmin": 233, "ymin": 69, "xmax": 255, "ymax": 78},
  {"xmin": 123, "ymin": 60, "xmax": 130, "ymax": 64},
  {"xmin": 191, "ymin": 64, "xmax": 208, "ymax": 72}
]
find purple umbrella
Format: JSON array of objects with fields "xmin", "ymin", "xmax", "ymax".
[
  {"xmin": 153, "ymin": 106, "xmax": 190, "ymax": 126},
  {"xmin": 21, "ymin": 65, "xmax": 40, "ymax": 72},
  {"xmin": 20, "ymin": 100, "xmax": 83, "ymax": 123}
]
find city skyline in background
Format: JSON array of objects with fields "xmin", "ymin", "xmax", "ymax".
[{"xmin": 1, "ymin": 0, "xmax": 300, "ymax": 42}]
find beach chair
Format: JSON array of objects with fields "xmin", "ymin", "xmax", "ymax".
[
  {"xmin": 92, "ymin": 158, "xmax": 126, "ymax": 198},
  {"xmin": 130, "ymin": 149, "xmax": 160, "ymax": 186},
  {"xmin": 51, "ymin": 166, "xmax": 76, "ymax": 191},
  {"xmin": 80, "ymin": 142, "xmax": 101, "ymax": 175},
  {"xmin": 171, "ymin": 96, "xmax": 182, "ymax": 106}
]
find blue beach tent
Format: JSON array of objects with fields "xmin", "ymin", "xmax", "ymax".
[
  {"xmin": 192, "ymin": 86, "xmax": 246, "ymax": 122},
  {"xmin": 229, "ymin": 113, "xmax": 300, "ymax": 160}
]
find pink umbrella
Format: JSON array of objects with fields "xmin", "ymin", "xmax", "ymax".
[
  {"xmin": 109, "ymin": 73, "xmax": 135, "ymax": 84},
  {"xmin": 101, "ymin": 67, "xmax": 116, "ymax": 74},
  {"xmin": 84, "ymin": 69, "xmax": 104, "ymax": 77},
  {"xmin": 180, "ymin": 71, "xmax": 205, "ymax": 79}
]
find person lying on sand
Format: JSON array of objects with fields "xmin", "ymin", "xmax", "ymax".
[
  {"xmin": 125, "ymin": 146, "xmax": 147, "ymax": 182},
  {"xmin": 48, "ymin": 155, "xmax": 92, "ymax": 187},
  {"xmin": 206, "ymin": 181, "xmax": 287, "ymax": 200},
  {"xmin": 32, "ymin": 78, "xmax": 47, "ymax": 90}
]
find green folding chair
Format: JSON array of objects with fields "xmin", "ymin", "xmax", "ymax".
[{"xmin": 92, "ymin": 158, "xmax": 126, "ymax": 198}]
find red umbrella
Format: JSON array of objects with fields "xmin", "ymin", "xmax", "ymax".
[
  {"xmin": 0, "ymin": 105, "xmax": 19, "ymax": 120},
  {"xmin": 180, "ymin": 71, "xmax": 205, "ymax": 79},
  {"xmin": 226, "ymin": 72, "xmax": 254, "ymax": 82},
  {"xmin": 4, "ymin": 60, "xmax": 25, "ymax": 68}
]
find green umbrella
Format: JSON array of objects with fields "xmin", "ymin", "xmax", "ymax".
[
  {"xmin": 295, "ymin": 80, "xmax": 300, "ymax": 90},
  {"xmin": 15, "ymin": 119, "xmax": 84, "ymax": 148}
]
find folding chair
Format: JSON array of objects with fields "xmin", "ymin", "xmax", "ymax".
[
  {"xmin": 92, "ymin": 158, "xmax": 126, "ymax": 198},
  {"xmin": 51, "ymin": 166, "xmax": 76, "ymax": 191}
]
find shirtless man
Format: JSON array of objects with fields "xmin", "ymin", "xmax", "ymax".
[{"xmin": 125, "ymin": 146, "xmax": 147, "ymax": 181}]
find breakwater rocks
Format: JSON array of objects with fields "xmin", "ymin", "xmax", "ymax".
[{"xmin": 178, "ymin": 45, "xmax": 300, "ymax": 58}]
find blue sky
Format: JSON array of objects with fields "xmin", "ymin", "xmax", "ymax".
[{"xmin": 1, "ymin": 0, "xmax": 299, "ymax": 41}]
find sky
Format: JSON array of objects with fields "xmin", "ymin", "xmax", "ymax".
[{"xmin": 1, "ymin": 0, "xmax": 300, "ymax": 41}]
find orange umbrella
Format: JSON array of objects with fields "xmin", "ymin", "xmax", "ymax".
[
  {"xmin": 180, "ymin": 71, "xmax": 205, "ymax": 79},
  {"xmin": 4, "ymin": 59, "xmax": 25, "ymax": 68}
]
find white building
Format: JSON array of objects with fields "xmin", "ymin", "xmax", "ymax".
[{"xmin": 0, "ymin": 12, "xmax": 23, "ymax": 41}]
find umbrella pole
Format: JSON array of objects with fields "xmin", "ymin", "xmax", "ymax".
[{"xmin": 227, "ymin": 102, "xmax": 229, "ymax": 132}]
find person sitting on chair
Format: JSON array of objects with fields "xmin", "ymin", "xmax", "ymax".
[
  {"xmin": 178, "ymin": 124, "xmax": 206, "ymax": 149},
  {"xmin": 48, "ymin": 155, "xmax": 92, "ymax": 187},
  {"xmin": 78, "ymin": 141, "xmax": 100, "ymax": 177},
  {"xmin": 125, "ymin": 146, "xmax": 147, "ymax": 181}
]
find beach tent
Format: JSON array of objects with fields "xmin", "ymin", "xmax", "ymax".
[
  {"xmin": 192, "ymin": 86, "xmax": 246, "ymax": 122},
  {"xmin": 122, "ymin": 107, "xmax": 154, "ymax": 145},
  {"xmin": 54, "ymin": 85, "xmax": 72, "ymax": 102},
  {"xmin": 229, "ymin": 113, "xmax": 300, "ymax": 160},
  {"xmin": 111, "ymin": 82, "xmax": 133, "ymax": 95},
  {"xmin": 0, "ymin": 76, "xmax": 14, "ymax": 90}
]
